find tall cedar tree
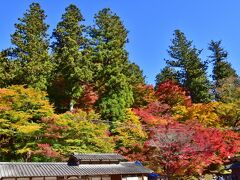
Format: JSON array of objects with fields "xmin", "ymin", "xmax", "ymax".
[
  {"xmin": 51, "ymin": 4, "xmax": 93, "ymax": 111},
  {"xmin": 91, "ymin": 8, "xmax": 133, "ymax": 122},
  {"xmin": 125, "ymin": 62, "xmax": 145, "ymax": 85},
  {"xmin": 165, "ymin": 30, "xmax": 211, "ymax": 103},
  {"xmin": 208, "ymin": 40, "xmax": 238, "ymax": 100},
  {"xmin": 125, "ymin": 63, "xmax": 147, "ymax": 107},
  {"xmin": 10, "ymin": 3, "xmax": 52, "ymax": 90},
  {"xmin": 155, "ymin": 66, "xmax": 178, "ymax": 89},
  {"xmin": 0, "ymin": 50, "xmax": 19, "ymax": 87}
]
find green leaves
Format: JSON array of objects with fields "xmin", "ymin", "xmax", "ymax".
[
  {"xmin": 0, "ymin": 85, "xmax": 54, "ymax": 161},
  {"xmin": 10, "ymin": 3, "xmax": 52, "ymax": 91},
  {"xmin": 92, "ymin": 8, "xmax": 133, "ymax": 122},
  {"xmin": 208, "ymin": 40, "xmax": 238, "ymax": 101},
  {"xmin": 165, "ymin": 30, "xmax": 211, "ymax": 103},
  {"xmin": 1, "ymin": 4, "xmax": 240, "ymax": 177},
  {"xmin": 49, "ymin": 109, "xmax": 114, "ymax": 154},
  {"xmin": 0, "ymin": 86, "xmax": 114, "ymax": 161},
  {"xmin": 51, "ymin": 4, "xmax": 93, "ymax": 111},
  {"xmin": 155, "ymin": 66, "xmax": 178, "ymax": 89},
  {"xmin": 0, "ymin": 50, "xmax": 19, "ymax": 88}
]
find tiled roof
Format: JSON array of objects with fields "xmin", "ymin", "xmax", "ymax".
[
  {"xmin": 226, "ymin": 162, "xmax": 240, "ymax": 169},
  {"xmin": 0, "ymin": 162, "xmax": 152, "ymax": 178},
  {"xmin": 72, "ymin": 153, "xmax": 126, "ymax": 161}
]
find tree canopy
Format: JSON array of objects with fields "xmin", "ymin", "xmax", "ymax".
[
  {"xmin": 10, "ymin": 3, "xmax": 53, "ymax": 91},
  {"xmin": 1, "ymin": 3, "xmax": 240, "ymax": 179},
  {"xmin": 165, "ymin": 30, "xmax": 212, "ymax": 103}
]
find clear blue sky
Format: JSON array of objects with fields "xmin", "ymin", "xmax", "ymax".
[{"xmin": 1, "ymin": 0, "xmax": 240, "ymax": 85}]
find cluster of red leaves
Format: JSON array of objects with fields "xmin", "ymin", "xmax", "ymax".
[
  {"xmin": 77, "ymin": 84, "xmax": 99, "ymax": 110},
  {"xmin": 133, "ymin": 101, "xmax": 172, "ymax": 125},
  {"xmin": 50, "ymin": 77, "xmax": 70, "ymax": 108},
  {"xmin": 155, "ymin": 80, "xmax": 192, "ymax": 107},
  {"xmin": 41, "ymin": 117, "xmax": 68, "ymax": 139},
  {"xmin": 144, "ymin": 121, "xmax": 240, "ymax": 175},
  {"xmin": 131, "ymin": 80, "xmax": 240, "ymax": 176},
  {"xmin": 34, "ymin": 143, "xmax": 59, "ymax": 158}
]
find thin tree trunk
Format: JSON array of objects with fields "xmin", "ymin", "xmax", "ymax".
[{"xmin": 69, "ymin": 100, "xmax": 74, "ymax": 112}]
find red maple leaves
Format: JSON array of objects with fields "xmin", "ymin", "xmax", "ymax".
[
  {"xmin": 145, "ymin": 122, "xmax": 240, "ymax": 175},
  {"xmin": 155, "ymin": 80, "xmax": 191, "ymax": 107}
]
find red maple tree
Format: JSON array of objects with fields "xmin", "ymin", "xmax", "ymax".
[
  {"xmin": 76, "ymin": 84, "xmax": 99, "ymax": 110},
  {"xmin": 133, "ymin": 101, "xmax": 172, "ymax": 125},
  {"xmin": 155, "ymin": 80, "xmax": 192, "ymax": 107},
  {"xmin": 144, "ymin": 121, "xmax": 240, "ymax": 176}
]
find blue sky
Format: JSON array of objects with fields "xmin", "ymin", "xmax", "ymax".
[{"xmin": 1, "ymin": 0, "xmax": 240, "ymax": 85}]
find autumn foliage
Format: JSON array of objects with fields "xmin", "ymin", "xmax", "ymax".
[
  {"xmin": 155, "ymin": 80, "xmax": 192, "ymax": 107},
  {"xmin": 133, "ymin": 101, "xmax": 172, "ymax": 125},
  {"xmin": 145, "ymin": 122, "xmax": 240, "ymax": 176},
  {"xmin": 132, "ymin": 81, "xmax": 240, "ymax": 176},
  {"xmin": 1, "ymin": 3, "xmax": 240, "ymax": 178}
]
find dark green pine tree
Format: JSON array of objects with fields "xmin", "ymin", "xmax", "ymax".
[
  {"xmin": 90, "ymin": 8, "xmax": 133, "ymax": 122},
  {"xmin": 125, "ymin": 62, "xmax": 145, "ymax": 85},
  {"xmin": 0, "ymin": 50, "xmax": 19, "ymax": 88},
  {"xmin": 125, "ymin": 62, "xmax": 147, "ymax": 108},
  {"xmin": 165, "ymin": 30, "xmax": 211, "ymax": 103},
  {"xmin": 10, "ymin": 3, "xmax": 52, "ymax": 90},
  {"xmin": 155, "ymin": 66, "xmax": 178, "ymax": 89},
  {"xmin": 51, "ymin": 4, "xmax": 93, "ymax": 111},
  {"xmin": 208, "ymin": 40, "xmax": 238, "ymax": 87}
]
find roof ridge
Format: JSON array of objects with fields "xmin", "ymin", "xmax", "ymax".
[
  {"xmin": 73, "ymin": 153, "xmax": 120, "ymax": 155},
  {"xmin": 0, "ymin": 162, "xmax": 67, "ymax": 164}
]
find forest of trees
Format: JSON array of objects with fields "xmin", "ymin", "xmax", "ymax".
[{"xmin": 1, "ymin": 2, "xmax": 240, "ymax": 179}]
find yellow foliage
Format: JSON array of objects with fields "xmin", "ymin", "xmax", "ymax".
[
  {"xmin": 216, "ymin": 101, "xmax": 240, "ymax": 128},
  {"xmin": 113, "ymin": 108, "xmax": 147, "ymax": 148},
  {"xmin": 17, "ymin": 123, "xmax": 41, "ymax": 134},
  {"xmin": 0, "ymin": 85, "xmax": 55, "ymax": 161},
  {"xmin": 16, "ymin": 147, "xmax": 32, "ymax": 154},
  {"xmin": 52, "ymin": 109, "xmax": 114, "ymax": 154},
  {"xmin": 174, "ymin": 102, "xmax": 221, "ymax": 127},
  {"xmin": 172, "ymin": 105, "xmax": 188, "ymax": 120}
]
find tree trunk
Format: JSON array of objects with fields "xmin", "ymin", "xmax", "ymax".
[{"xmin": 69, "ymin": 100, "xmax": 74, "ymax": 112}]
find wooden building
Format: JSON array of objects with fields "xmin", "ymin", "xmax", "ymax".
[{"xmin": 0, "ymin": 154, "xmax": 152, "ymax": 180}]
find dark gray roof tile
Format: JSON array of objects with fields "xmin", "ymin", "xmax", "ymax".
[
  {"xmin": 72, "ymin": 153, "xmax": 125, "ymax": 161},
  {"xmin": 0, "ymin": 162, "xmax": 152, "ymax": 178}
]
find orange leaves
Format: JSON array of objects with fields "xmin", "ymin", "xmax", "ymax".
[
  {"xmin": 175, "ymin": 102, "xmax": 221, "ymax": 127},
  {"xmin": 132, "ymin": 84, "xmax": 157, "ymax": 107},
  {"xmin": 35, "ymin": 144, "xmax": 60, "ymax": 158},
  {"xmin": 41, "ymin": 117, "xmax": 68, "ymax": 139},
  {"xmin": 155, "ymin": 80, "xmax": 191, "ymax": 107}
]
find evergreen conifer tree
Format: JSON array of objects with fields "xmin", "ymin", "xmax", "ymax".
[
  {"xmin": 0, "ymin": 50, "xmax": 19, "ymax": 87},
  {"xmin": 125, "ymin": 62, "xmax": 145, "ymax": 85},
  {"xmin": 51, "ymin": 4, "xmax": 93, "ymax": 111},
  {"xmin": 155, "ymin": 66, "xmax": 178, "ymax": 89},
  {"xmin": 10, "ymin": 3, "xmax": 52, "ymax": 90},
  {"xmin": 165, "ymin": 30, "xmax": 211, "ymax": 103},
  {"xmin": 208, "ymin": 40, "xmax": 237, "ymax": 87},
  {"xmin": 90, "ymin": 8, "xmax": 133, "ymax": 122}
]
